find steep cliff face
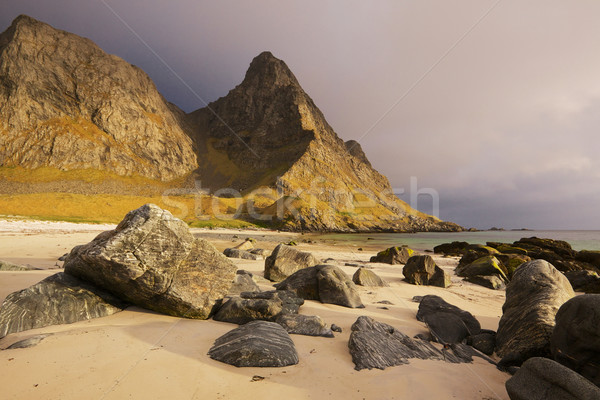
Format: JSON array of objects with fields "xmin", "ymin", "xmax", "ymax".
[
  {"xmin": 0, "ymin": 15, "xmax": 197, "ymax": 182},
  {"xmin": 188, "ymin": 52, "xmax": 460, "ymax": 232}
]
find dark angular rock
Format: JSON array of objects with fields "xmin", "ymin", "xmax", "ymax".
[
  {"xmin": 496, "ymin": 260, "xmax": 574, "ymax": 366},
  {"xmin": 274, "ymin": 267, "xmax": 320, "ymax": 300},
  {"xmin": 0, "ymin": 273, "xmax": 126, "ymax": 338},
  {"xmin": 64, "ymin": 204, "xmax": 237, "ymax": 319},
  {"xmin": 514, "ymin": 237, "xmax": 577, "ymax": 259},
  {"xmin": 275, "ymin": 314, "xmax": 333, "ymax": 337},
  {"xmin": 551, "ymin": 294, "xmax": 600, "ymax": 387},
  {"xmin": 416, "ymin": 295, "xmax": 481, "ymax": 337},
  {"xmin": 208, "ymin": 321, "xmax": 299, "ymax": 367},
  {"xmin": 242, "ymin": 290, "xmax": 304, "ymax": 315},
  {"xmin": 465, "ymin": 275, "xmax": 506, "ymax": 290},
  {"xmin": 433, "ymin": 241, "xmax": 470, "ymax": 256},
  {"xmin": 403, "ymin": 255, "xmax": 451, "ymax": 288},
  {"xmin": 228, "ymin": 270, "xmax": 261, "ymax": 296},
  {"xmin": 467, "ymin": 332, "xmax": 496, "ymax": 356},
  {"xmin": 331, "ymin": 324, "xmax": 342, "ymax": 333},
  {"xmin": 352, "ymin": 267, "xmax": 388, "ymax": 287},
  {"xmin": 422, "ymin": 312, "xmax": 471, "ymax": 344},
  {"xmin": 223, "ymin": 248, "xmax": 261, "ymax": 260},
  {"xmin": 564, "ymin": 270, "xmax": 600, "ymax": 293},
  {"xmin": 264, "ymin": 244, "xmax": 319, "ymax": 282},
  {"xmin": 347, "ymin": 316, "xmax": 472, "ymax": 371},
  {"xmin": 213, "ymin": 290, "xmax": 303, "ymax": 325},
  {"xmin": 505, "ymin": 357, "xmax": 600, "ymax": 400},
  {"xmin": 576, "ymin": 250, "xmax": 600, "ymax": 269},
  {"xmin": 369, "ymin": 246, "xmax": 414, "ymax": 264}
]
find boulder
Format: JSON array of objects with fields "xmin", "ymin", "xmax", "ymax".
[
  {"xmin": 433, "ymin": 241, "xmax": 470, "ymax": 256},
  {"xmin": 275, "ymin": 314, "xmax": 333, "ymax": 337},
  {"xmin": 486, "ymin": 242, "xmax": 528, "ymax": 256},
  {"xmin": 208, "ymin": 321, "xmax": 299, "ymax": 367},
  {"xmin": 496, "ymin": 260, "xmax": 574, "ymax": 366},
  {"xmin": 223, "ymin": 248, "xmax": 261, "ymax": 260},
  {"xmin": 467, "ymin": 331, "xmax": 496, "ymax": 356},
  {"xmin": 233, "ymin": 239, "xmax": 254, "ymax": 251},
  {"xmin": 347, "ymin": 316, "xmax": 472, "ymax": 371},
  {"xmin": 465, "ymin": 275, "xmax": 505, "ymax": 290},
  {"xmin": 0, "ymin": 273, "xmax": 126, "ymax": 338},
  {"xmin": 227, "ymin": 270, "xmax": 261, "ymax": 295},
  {"xmin": 402, "ymin": 255, "xmax": 451, "ymax": 288},
  {"xmin": 416, "ymin": 295, "xmax": 481, "ymax": 342},
  {"xmin": 264, "ymin": 244, "xmax": 319, "ymax": 282},
  {"xmin": 352, "ymin": 267, "xmax": 388, "ymax": 287},
  {"xmin": 213, "ymin": 290, "xmax": 303, "ymax": 324},
  {"xmin": 456, "ymin": 256, "xmax": 508, "ymax": 282},
  {"xmin": 63, "ymin": 204, "xmax": 237, "ymax": 319},
  {"xmin": 275, "ymin": 265, "xmax": 364, "ymax": 308},
  {"xmin": 564, "ymin": 270, "xmax": 600, "ymax": 293},
  {"xmin": 513, "ymin": 237, "xmax": 577, "ymax": 259},
  {"xmin": 576, "ymin": 250, "xmax": 600, "ymax": 269},
  {"xmin": 551, "ymin": 294, "xmax": 600, "ymax": 387},
  {"xmin": 505, "ymin": 357, "xmax": 600, "ymax": 400},
  {"xmin": 495, "ymin": 254, "xmax": 531, "ymax": 278},
  {"xmin": 369, "ymin": 246, "xmax": 414, "ymax": 264},
  {"xmin": 457, "ymin": 247, "xmax": 501, "ymax": 269}
]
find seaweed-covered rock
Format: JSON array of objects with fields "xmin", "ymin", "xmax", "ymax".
[
  {"xmin": 551, "ymin": 294, "xmax": 600, "ymax": 387},
  {"xmin": 0, "ymin": 273, "xmax": 126, "ymax": 338},
  {"xmin": 63, "ymin": 204, "xmax": 237, "ymax": 319},
  {"xmin": 213, "ymin": 290, "xmax": 303, "ymax": 324},
  {"xmin": 505, "ymin": 357, "xmax": 600, "ymax": 400},
  {"xmin": 416, "ymin": 295, "xmax": 481, "ymax": 343},
  {"xmin": 275, "ymin": 314, "xmax": 333, "ymax": 337},
  {"xmin": 352, "ymin": 267, "xmax": 388, "ymax": 287},
  {"xmin": 369, "ymin": 246, "xmax": 414, "ymax": 264},
  {"xmin": 403, "ymin": 255, "xmax": 450, "ymax": 288},
  {"xmin": 496, "ymin": 260, "xmax": 574, "ymax": 365},
  {"xmin": 275, "ymin": 265, "xmax": 364, "ymax": 308},
  {"xmin": 264, "ymin": 244, "xmax": 319, "ymax": 282},
  {"xmin": 208, "ymin": 321, "xmax": 298, "ymax": 367}
]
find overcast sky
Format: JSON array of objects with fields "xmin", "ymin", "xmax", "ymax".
[{"xmin": 1, "ymin": 0, "xmax": 599, "ymax": 229}]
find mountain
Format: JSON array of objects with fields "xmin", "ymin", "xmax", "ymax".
[
  {"xmin": 187, "ymin": 52, "xmax": 460, "ymax": 232},
  {"xmin": 0, "ymin": 15, "xmax": 197, "ymax": 182}
]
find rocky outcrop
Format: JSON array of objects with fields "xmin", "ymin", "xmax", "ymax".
[
  {"xmin": 186, "ymin": 51, "xmax": 462, "ymax": 233},
  {"xmin": 369, "ymin": 246, "xmax": 414, "ymax": 264},
  {"xmin": 264, "ymin": 244, "xmax": 319, "ymax": 282},
  {"xmin": 212, "ymin": 290, "xmax": 303, "ymax": 325},
  {"xmin": 0, "ymin": 272, "xmax": 126, "ymax": 338},
  {"xmin": 496, "ymin": 260, "xmax": 574, "ymax": 366},
  {"xmin": 551, "ymin": 294, "xmax": 600, "ymax": 387},
  {"xmin": 275, "ymin": 314, "xmax": 333, "ymax": 338},
  {"xmin": 347, "ymin": 316, "xmax": 473, "ymax": 371},
  {"xmin": 352, "ymin": 267, "xmax": 388, "ymax": 287},
  {"xmin": 208, "ymin": 321, "xmax": 299, "ymax": 367},
  {"xmin": 505, "ymin": 357, "xmax": 600, "ymax": 400},
  {"xmin": 415, "ymin": 295, "xmax": 481, "ymax": 343},
  {"xmin": 275, "ymin": 265, "xmax": 364, "ymax": 308},
  {"xmin": 63, "ymin": 204, "xmax": 237, "ymax": 319},
  {"xmin": 402, "ymin": 255, "xmax": 451, "ymax": 288},
  {"xmin": 0, "ymin": 15, "xmax": 197, "ymax": 182}
]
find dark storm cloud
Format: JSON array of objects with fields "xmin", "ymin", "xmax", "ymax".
[{"xmin": 1, "ymin": 0, "xmax": 598, "ymax": 229}]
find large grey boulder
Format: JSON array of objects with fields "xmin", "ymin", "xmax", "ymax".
[
  {"xmin": 0, "ymin": 273, "xmax": 126, "ymax": 338},
  {"xmin": 551, "ymin": 294, "xmax": 600, "ymax": 387},
  {"xmin": 264, "ymin": 244, "xmax": 319, "ymax": 282},
  {"xmin": 352, "ymin": 267, "xmax": 388, "ymax": 287},
  {"xmin": 275, "ymin": 265, "xmax": 364, "ymax": 308},
  {"xmin": 496, "ymin": 260, "xmax": 574, "ymax": 366},
  {"xmin": 213, "ymin": 290, "xmax": 303, "ymax": 325},
  {"xmin": 415, "ymin": 295, "xmax": 481, "ymax": 344},
  {"xmin": 369, "ymin": 246, "xmax": 414, "ymax": 264},
  {"xmin": 347, "ymin": 316, "xmax": 473, "ymax": 371},
  {"xmin": 403, "ymin": 255, "xmax": 450, "ymax": 288},
  {"xmin": 506, "ymin": 357, "xmax": 600, "ymax": 400},
  {"xmin": 64, "ymin": 204, "xmax": 237, "ymax": 319},
  {"xmin": 208, "ymin": 321, "xmax": 299, "ymax": 367}
]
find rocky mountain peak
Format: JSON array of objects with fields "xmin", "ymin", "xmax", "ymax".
[{"xmin": 242, "ymin": 51, "xmax": 301, "ymax": 90}]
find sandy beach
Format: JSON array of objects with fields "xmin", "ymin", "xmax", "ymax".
[{"xmin": 0, "ymin": 221, "xmax": 510, "ymax": 400}]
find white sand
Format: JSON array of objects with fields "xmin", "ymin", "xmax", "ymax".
[{"xmin": 0, "ymin": 224, "xmax": 510, "ymax": 400}]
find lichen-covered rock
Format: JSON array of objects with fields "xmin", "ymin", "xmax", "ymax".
[
  {"xmin": 63, "ymin": 204, "xmax": 236, "ymax": 319},
  {"xmin": 347, "ymin": 316, "xmax": 472, "ymax": 371},
  {"xmin": 416, "ymin": 295, "xmax": 481, "ymax": 343},
  {"xmin": 403, "ymin": 255, "xmax": 451, "ymax": 288},
  {"xmin": 496, "ymin": 260, "xmax": 574, "ymax": 365},
  {"xmin": 275, "ymin": 265, "xmax": 364, "ymax": 308},
  {"xmin": 264, "ymin": 244, "xmax": 319, "ymax": 282},
  {"xmin": 213, "ymin": 290, "xmax": 303, "ymax": 325},
  {"xmin": 551, "ymin": 294, "xmax": 600, "ymax": 387},
  {"xmin": 369, "ymin": 246, "xmax": 414, "ymax": 264},
  {"xmin": 227, "ymin": 270, "xmax": 261, "ymax": 295},
  {"xmin": 275, "ymin": 314, "xmax": 333, "ymax": 337},
  {"xmin": 0, "ymin": 273, "xmax": 126, "ymax": 338},
  {"xmin": 0, "ymin": 15, "xmax": 197, "ymax": 182},
  {"xmin": 456, "ymin": 256, "xmax": 508, "ymax": 282},
  {"xmin": 352, "ymin": 267, "xmax": 388, "ymax": 287},
  {"xmin": 208, "ymin": 321, "xmax": 299, "ymax": 367},
  {"xmin": 505, "ymin": 357, "xmax": 600, "ymax": 400}
]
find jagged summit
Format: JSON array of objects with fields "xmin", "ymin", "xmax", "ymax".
[
  {"xmin": 242, "ymin": 51, "xmax": 301, "ymax": 89},
  {"xmin": 0, "ymin": 15, "xmax": 197, "ymax": 182}
]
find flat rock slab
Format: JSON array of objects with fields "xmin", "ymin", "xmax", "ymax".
[
  {"xmin": 208, "ymin": 321, "xmax": 299, "ymax": 367},
  {"xmin": 64, "ymin": 204, "xmax": 237, "ymax": 319},
  {"xmin": 496, "ymin": 260, "xmax": 574, "ymax": 365},
  {"xmin": 347, "ymin": 316, "xmax": 473, "ymax": 371},
  {"xmin": 0, "ymin": 273, "xmax": 126, "ymax": 338},
  {"xmin": 506, "ymin": 357, "xmax": 600, "ymax": 400}
]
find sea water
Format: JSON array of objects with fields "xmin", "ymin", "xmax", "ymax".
[{"xmin": 307, "ymin": 230, "xmax": 600, "ymax": 252}]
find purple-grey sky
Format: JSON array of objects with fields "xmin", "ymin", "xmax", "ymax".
[{"xmin": 1, "ymin": 0, "xmax": 599, "ymax": 229}]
